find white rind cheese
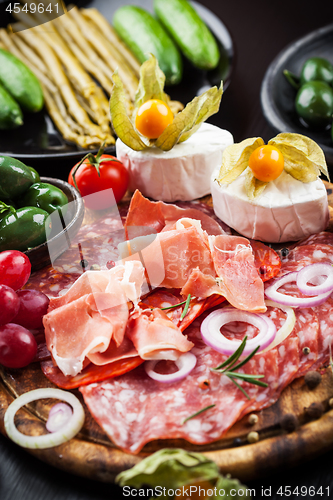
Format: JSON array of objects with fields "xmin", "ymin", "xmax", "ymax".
[
  {"xmin": 116, "ymin": 123, "xmax": 234, "ymax": 202},
  {"xmin": 211, "ymin": 169, "xmax": 329, "ymax": 243}
]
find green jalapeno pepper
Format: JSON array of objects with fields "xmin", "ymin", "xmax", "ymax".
[
  {"xmin": 20, "ymin": 182, "xmax": 68, "ymax": 214},
  {"xmin": 0, "ymin": 156, "xmax": 34, "ymax": 200},
  {"xmin": 295, "ymin": 81, "xmax": 333, "ymax": 129},
  {"xmin": 0, "ymin": 206, "xmax": 51, "ymax": 252}
]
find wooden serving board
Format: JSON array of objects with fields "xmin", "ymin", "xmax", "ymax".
[{"xmin": 1, "ymin": 183, "xmax": 333, "ymax": 483}]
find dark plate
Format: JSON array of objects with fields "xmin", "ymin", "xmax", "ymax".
[
  {"xmin": 261, "ymin": 22, "xmax": 333, "ymax": 166},
  {"xmin": 24, "ymin": 177, "xmax": 85, "ymax": 272},
  {"xmin": 0, "ymin": 0, "xmax": 234, "ymax": 163}
]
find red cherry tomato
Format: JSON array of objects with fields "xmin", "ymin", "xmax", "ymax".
[
  {"xmin": 68, "ymin": 155, "xmax": 129, "ymax": 210},
  {"xmin": 0, "ymin": 250, "xmax": 31, "ymax": 291}
]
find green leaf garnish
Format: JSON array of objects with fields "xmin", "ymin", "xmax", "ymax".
[
  {"xmin": 110, "ymin": 54, "xmax": 223, "ymax": 151},
  {"xmin": 116, "ymin": 448, "xmax": 220, "ymax": 489},
  {"xmin": 182, "ymin": 404, "xmax": 216, "ymax": 424}
]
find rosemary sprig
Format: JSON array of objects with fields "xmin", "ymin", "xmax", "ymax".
[
  {"xmin": 158, "ymin": 294, "xmax": 192, "ymax": 322},
  {"xmin": 160, "ymin": 300, "xmax": 187, "ymax": 311},
  {"xmin": 182, "ymin": 404, "xmax": 216, "ymax": 424},
  {"xmin": 212, "ymin": 336, "xmax": 268, "ymax": 400},
  {"xmin": 180, "ymin": 294, "xmax": 191, "ymax": 321}
]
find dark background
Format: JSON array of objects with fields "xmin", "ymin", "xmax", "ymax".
[{"xmin": 1, "ymin": 1, "xmax": 333, "ymax": 499}]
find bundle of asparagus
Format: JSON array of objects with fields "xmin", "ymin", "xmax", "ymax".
[{"xmin": 0, "ymin": 3, "xmax": 142, "ymax": 149}]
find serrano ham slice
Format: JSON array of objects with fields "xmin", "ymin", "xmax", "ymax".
[
  {"xmin": 43, "ymin": 262, "xmax": 145, "ymax": 377},
  {"xmin": 124, "ymin": 190, "xmax": 226, "ymax": 239},
  {"xmin": 209, "ymin": 235, "xmax": 266, "ymax": 312},
  {"xmin": 126, "ymin": 308, "xmax": 193, "ymax": 360}
]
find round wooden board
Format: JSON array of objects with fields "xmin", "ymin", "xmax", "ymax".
[{"xmin": 1, "ymin": 183, "xmax": 333, "ymax": 483}]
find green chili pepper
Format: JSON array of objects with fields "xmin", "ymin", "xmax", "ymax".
[
  {"xmin": 0, "ymin": 156, "xmax": 34, "ymax": 200},
  {"xmin": 300, "ymin": 57, "xmax": 333, "ymax": 86},
  {"xmin": 295, "ymin": 81, "xmax": 333, "ymax": 129},
  {"xmin": 0, "ymin": 206, "xmax": 51, "ymax": 252},
  {"xmin": 20, "ymin": 182, "xmax": 68, "ymax": 215}
]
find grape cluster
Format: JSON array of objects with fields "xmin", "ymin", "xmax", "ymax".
[{"xmin": 0, "ymin": 250, "xmax": 49, "ymax": 369}]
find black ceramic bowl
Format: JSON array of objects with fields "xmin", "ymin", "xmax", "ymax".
[
  {"xmin": 24, "ymin": 177, "xmax": 85, "ymax": 272},
  {"xmin": 261, "ymin": 22, "xmax": 333, "ymax": 167}
]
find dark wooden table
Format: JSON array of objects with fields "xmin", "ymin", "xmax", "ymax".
[{"xmin": 1, "ymin": 0, "xmax": 333, "ymax": 498}]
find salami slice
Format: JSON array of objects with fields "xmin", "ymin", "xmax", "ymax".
[
  {"xmin": 80, "ymin": 318, "xmax": 259, "ymax": 454},
  {"xmin": 41, "ymin": 357, "xmax": 144, "ymax": 389},
  {"xmin": 296, "ymin": 231, "xmax": 333, "ymax": 248},
  {"xmin": 311, "ymin": 297, "xmax": 333, "ymax": 371},
  {"xmin": 294, "ymin": 309, "xmax": 319, "ymax": 377}
]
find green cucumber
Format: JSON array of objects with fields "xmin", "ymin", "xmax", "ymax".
[
  {"xmin": 153, "ymin": 0, "xmax": 220, "ymax": 70},
  {"xmin": 0, "ymin": 83, "xmax": 23, "ymax": 130},
  {"xmin": 0, "ymin": 48, "xmax": 44, "ymax": 112},
  {"xmin": 113, "ymin": 6, "xmax": 183, "ymax": 85}
]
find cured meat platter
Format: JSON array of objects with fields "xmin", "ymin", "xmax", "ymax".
[{"xmin": 1, "ymin": 185, "xmax": 333, "ymax": 483}]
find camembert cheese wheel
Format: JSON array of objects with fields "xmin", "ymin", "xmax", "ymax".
[
  {"xmin": 116, "ymin": 123, "xmax": 233, "ymax": 202},
  {"xmin": 211, "ymin": 169, "xmax": 329, "ymax": 243}
]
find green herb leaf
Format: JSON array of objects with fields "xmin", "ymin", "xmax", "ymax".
[
  {"xmin": 182, "ymin": 404, "xmax": 216, "ymax": 424},
  {"xmin": 227, "ymin": 345, "xmax": 261, "ymax": 372},
  {"xmin": 115, "ymin": 448, "xmax": 220, "ymax": 489},
  {"xmin": 229, "ymin": 377, "xmax": 251, "ymax": 400},
  {"xmin": 212, "ymin": 338, "xmax": 268, "ymax": 398},
  {"xmin": 212, "ymin": 336, "xmax": 248, "ymax": 371},
  {"xmin": 160, "ymin": 299, "xmax": 187, "ymax": 311},
  {"xmin": 180, "ymin": 294, "xmax": 191, "ymax": 321}
]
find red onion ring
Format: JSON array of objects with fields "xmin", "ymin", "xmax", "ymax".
[
  {"xmin": 200, "ymin": 308, "xmax": 276, "ymax": 356},
  {"xmin": 144, "ymin": 352, "xmax": 197, "ymax": 383},
  {"xmin": 46, "ymin": 403, "xmax": 73, "ymax": 433},
  {"xmin": 296, "ymin": 263, "xmax": 333, "ymax": 296},
  {"xmin": 265, "ymin": 272, "xmax": 332, "ymax": 307}
]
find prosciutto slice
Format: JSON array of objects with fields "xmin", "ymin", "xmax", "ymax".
[
  {"xmin": 126, "ymin": 308, "xmax": 194, "ymax": 360},
  {"xmin": 43, "ymin": 262, "xmax": 145, "ymax": 377},
  {"xmin": 122, "ymin": 224, "xmax": 216, "ymax": 290},
  {"xmin": 124, "ymin": 190, "xmax": 226, "ymax": 239},
  {"xmin": 208, "ymin": 235, "xmax": 266, "ymax": 312}
]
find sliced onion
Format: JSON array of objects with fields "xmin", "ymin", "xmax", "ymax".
[
  {"xmin": 46, "ymin": 403, "xmax": 73, "ymax": 433},
  {"xmin": 200, "ymin": 308, "xmax": 277, "ymax": 356},
  {"xmin": 4, "ymin": 388, "xmax": 85, "ymax": 449},
  {"xmin": 261, "ymin": 300, "xmax": 296, "ymax": 352},
  {"xmin": 297, "ymin": 263, "xmax": 333, "ymax": 296},
  {"xmin": 144, "ymin": 352, "xmax": 197, "ymax": 383},
  {"xmin": 265, "ymin": 272, "xmax": 332, "ymax": 307}
]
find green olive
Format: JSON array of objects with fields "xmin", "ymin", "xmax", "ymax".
[
  {"xmin": 295, "ymin": 80, "xmax": 333, "ymax": 129},
  {"xmin": 300, "ymin": 57, "xmax": 333, "ymax": 86}
]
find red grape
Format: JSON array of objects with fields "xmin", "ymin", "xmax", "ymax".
[
  {"xmin": 0, "ymin": 323, "xmax": 37, "ymax": 368},
  {"xmin": 0, "ymin": 285, "xmax": 20, "ymax": 326},
  {"xmin": 12, "ymin": 290, "xmax": 50, "ymax": 330},
  {"xmin": 0, "ymin": 250, "xmax": 31, "ymax": 291}
]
